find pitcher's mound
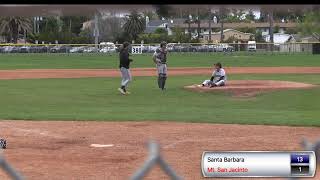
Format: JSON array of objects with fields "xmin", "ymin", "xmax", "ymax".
[{"xmin": 185, "ymin": 80, "xmax": 317, "ymax": 98}]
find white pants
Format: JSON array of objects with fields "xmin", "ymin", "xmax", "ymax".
[
  {"xmin": 156, "ymin": 63, "xmax": 167, "ymax": 75},
  {"xmin": 202, "ymin": 79, "xmax": 226, "ymax": 87},
  {"xmin": 120, "ymin": 67, "xmax": 132, "ymax": 87}
]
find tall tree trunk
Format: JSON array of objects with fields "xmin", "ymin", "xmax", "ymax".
[
  {"xmin": 24, "ymin": 29, "xmax": 26, "ymax": 44},
  {"xmin": 33, "ymin": 17, "xmax": 37, "ymax": 34},
  {"xmin": 37, "ymin": 18, "xmax": 40, "ymax": 33},
  {"xmin": 220, "ymin": 20, "xmax": 224, "ymax": 42},
  {"xmin": 197, "ymin": 9, "xmax": 200, "ymax": 40},
  {"xmin": 13, "ymin": 29, "xmax": 18, "ymax": 43},
  {"xmin": 219, "ymin": 7, "xmax": 226, "ymax": 43},
  {"xmin": 11, "ymin": 21, "xmax": 18, "ymax": 43},
  {"xmin": 94, "ymin": 13, "xmax": 99, "ymax": 49},
  {"xmin": 188, "ymin": 21, "xmax": 191, "ymax": 40},
  {"xmin": 69, "ymin": 18, "xmax": 72, "ymax": 33},
  {"xmin": 208, "ymin": 13, "xmax": 212, "ymax": 42},
  {"xmin": 197, "ymin": 20, "xmax": 200, "ymax": 40},
  {"xmin": 269, "ymin": 10, "xmax": 274, "ymax": 51}
]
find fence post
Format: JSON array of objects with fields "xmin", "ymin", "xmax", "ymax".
[
  {"xmin": 287, "ymin": 138, "xmax": 320, "ymax": 180},
  {"xmin": 131, "ymin": 140, "xmax": 182, "ymax": 180},
  {"xmin": 0, "ymin": 152, "xmax": 24, "ymax": 180}
]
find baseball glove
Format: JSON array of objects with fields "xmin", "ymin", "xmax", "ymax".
[{"xmin": 0, "ymin": 139, "xmax": 6, "ymax": 149}]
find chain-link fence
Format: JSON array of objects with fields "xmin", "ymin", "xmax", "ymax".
[
  {"xmin": 131, "ymin": 140, "xmax": 182, "ymax": 180},
  {"xmin": 0, "ymin": 138, "xmax": 319, "ymax": 179},
  {"xmin": 131, "ymin": 139, "xmax": 320, "ymax": 180},
  {"xmin": 0, "ymin": 43, "xmax": 319, "ymax": 56},
  {"xmin": 0, "ymin": 151, "xmax": 24, "ymax": 180}
]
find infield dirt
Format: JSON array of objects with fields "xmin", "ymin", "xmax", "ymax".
[
  {"xmin": 0, "ymin": 120, "xmax": 319, "ymax": 180},
  {"xmin": 0, "ymin": 67, "xmax": 320, "ymax": 79}
]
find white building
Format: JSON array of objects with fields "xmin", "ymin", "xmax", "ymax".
[{"xmin": 263, "ymin": 33, "xmax": 292, "ymax": 45}]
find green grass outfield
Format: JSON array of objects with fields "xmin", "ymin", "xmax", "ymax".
[
  {"xmin": 0, "ymin": 74, "xmax": 319, "ymax": 126},
  {"xmin": 0, "ymin": 53, "xmax": 319, "ymax": 69}
]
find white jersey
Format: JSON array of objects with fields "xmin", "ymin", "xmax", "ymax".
[{"xmin": 212, "ymin": 68, "xmax": 227, "ymax": 82}]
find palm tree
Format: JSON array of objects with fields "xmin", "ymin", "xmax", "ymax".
[
  {"xmin": 196, "ymin": 9, "xmax": 201, "ymax": 41},
  {"xmin": 123, "ymin": 11, "xmax": 145, "ymax": 41},
  {"xmin": 0, "ymin": 17, "xmax": 32, "ymax": 43},
  {"xmin": 219, "ymin": 7, "xmax": 228, "ymax": 43},
  {"xmin": 268, "ymin": 9, "xmax": 274, "ymax": 51},
  {"xmin": 208, "ymin": 9, "xmax": 212, "ymax": 43}
]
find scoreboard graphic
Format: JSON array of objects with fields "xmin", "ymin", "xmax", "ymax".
[{"xmin": 201, "ymin": 151, "xmax": 316, "ymax": 177}]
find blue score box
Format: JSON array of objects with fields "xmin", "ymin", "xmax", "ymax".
[{"xmin": 291, "ymin": 154, "xmax": 310, "ymax": 164}]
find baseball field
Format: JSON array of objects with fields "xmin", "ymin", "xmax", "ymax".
[{"xmin": 0, "ymin": 53, "xmax": 320, "ymax": 179}]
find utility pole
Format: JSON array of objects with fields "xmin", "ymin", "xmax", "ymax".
[
  {"xmin": 94, "ymin": 13, "xmax": 100, "ymax": 49},
  {"xmin": 33, "ymin": 17, "xmax": 36, "ymax": 34},
  {"xmin": 219, "ymin": 7, "xmax": 225, "ymax": 43},
  {"xmin": 268, "ymin": 9, "xmax": 274, "ymax": 52},
  {"xmin": 197, "ymin": 8, "xmax": 200, "ymax": 41},
  {"xmin": 188, "ymin": 14, "xmax": 192, "ymax": 41},
  {"xmin": 208, "ymin": 9, "xmax": 212, "ymax": 43}
]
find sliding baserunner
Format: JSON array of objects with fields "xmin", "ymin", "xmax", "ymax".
[{"xmin": 201, "ymin": 62, "xmax": 227, "ymax": 87}]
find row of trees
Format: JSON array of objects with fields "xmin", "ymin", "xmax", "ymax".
[
  {"xmin": 0, "ymin": 7, "xmax": 319, "ymax": 44},
  {"xmin": 0, "ymin": 16, "xmax": 92, "ymax": 44}
]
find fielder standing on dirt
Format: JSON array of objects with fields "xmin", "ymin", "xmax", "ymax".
[
  {"xmin": 153, "ymin": 41, "xmax": 168, "ymax": 90},
  {"xmin": 118, "ymin": 42, "xmax": 133, "ymax": 95}
]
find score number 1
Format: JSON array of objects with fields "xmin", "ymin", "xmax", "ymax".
[{"xmin": 291, "ymin": 154, "xmax": 310, "ymax": 176}]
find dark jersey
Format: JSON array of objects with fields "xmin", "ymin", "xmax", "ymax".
[{"xmin": 119, "ymin": 49, "xmax": 131, "ymax": 69}]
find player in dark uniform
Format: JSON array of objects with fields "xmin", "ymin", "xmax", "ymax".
[
  {"xmin": 152, "ymin": 41, "xmax": 168, "ymax": 90},
  {"xmin": 118, "ymin": 42, "xmax": 133, "ymax": 95}
]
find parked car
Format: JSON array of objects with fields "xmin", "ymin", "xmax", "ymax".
[
  {"xmin": 195, "ymin": 45, "xmax": 215, "ymax": 52},
  {"xmin": 247, "ymin": 41, "xmax": 257, "ymax": 51},
  {"xmin": 3, "ymin": 46, "xmax": 12, "ymax": 53},
  {"xmin": 166, "ymin": 43, "xmax": 176, "ymax": 52},
  {"xmin": 141, "ymin": 45, "xmax": 158, "ymax": 53},
  {"xmin": 215, "ymin": 44, "xmax": 235, "ymax": 52},
  {"xmin": 50, "ymin": 45, "xmax": 71, "ymax": 53},
  {"xmin": 29, "ymin": 46, "xmax": 49, "ymax": 53},
  {"xmin": 83, "ymin": 47, "xmax": 98, "ymax": 53},
  {"xmin": 70, "ymin": 46, "xmax": 85, "ymax": 53},
  {"xmin": 3, "ymin": 46, "xmax": 19, "ymax": 53},
  {"xmin": 99, "ymin": 42, "xmax": 117, "ymax": 53},
  {"xmin": 99, "ymin": 47, "xmax": 115, "ymax": 53},
  {"xmin": 39, "ymin": 46, "xmax": 49, "ymax": 53},
  {"xmin": 49, "ymin": 46, "xmax": 60, "ymax": 53},
  {"xmin": 29, "ymin": 46, "xmax": 39, "ymax": 53},
  {"xmin": 18, "ymin": 46, "xmax": 30, "ymax": 53},
  {"xmin": 60, "ymin": 46, "xmax": 71, "ymax": 53},
  {"xmin": 141, "ymin": 45, "xmax": 150, "ymax": 53},
  {"xmin": 172, "ymin": 44, "xmax": 197, "ymax": 52},
  {"xmin": 208, "ymin": 45, "xmax": 217, "ymax": 52}
]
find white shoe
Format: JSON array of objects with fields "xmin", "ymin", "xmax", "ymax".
[{"xmin": 118, "ymin": 88, "xmax": 126, "ymax": 95}]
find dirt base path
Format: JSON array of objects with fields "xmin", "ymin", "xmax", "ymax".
[
  {"xmin": 1, "ymin": 67, "xmax": 320, "ymax": 80},
  {"xmin": 0, "ymin": 120, "xmax": 319, "ymax": 180}
]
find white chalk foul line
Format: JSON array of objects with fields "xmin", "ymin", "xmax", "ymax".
[{"xmin": 90, "ymin": 144, "xmax": 114, "ymax": 148}]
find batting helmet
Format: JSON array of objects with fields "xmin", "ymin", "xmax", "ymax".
[
  {"xmin": 214, "ymin": 62, "xmax": 222, "ymax": 68},
  {"xmin": 160, "ymin": 41, "xmax": 167, "ymax": 48}
]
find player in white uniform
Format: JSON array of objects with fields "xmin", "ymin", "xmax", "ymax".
[{"xmin": 201, "ymin": 62, "xmax": 227, "ymax": 87}]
